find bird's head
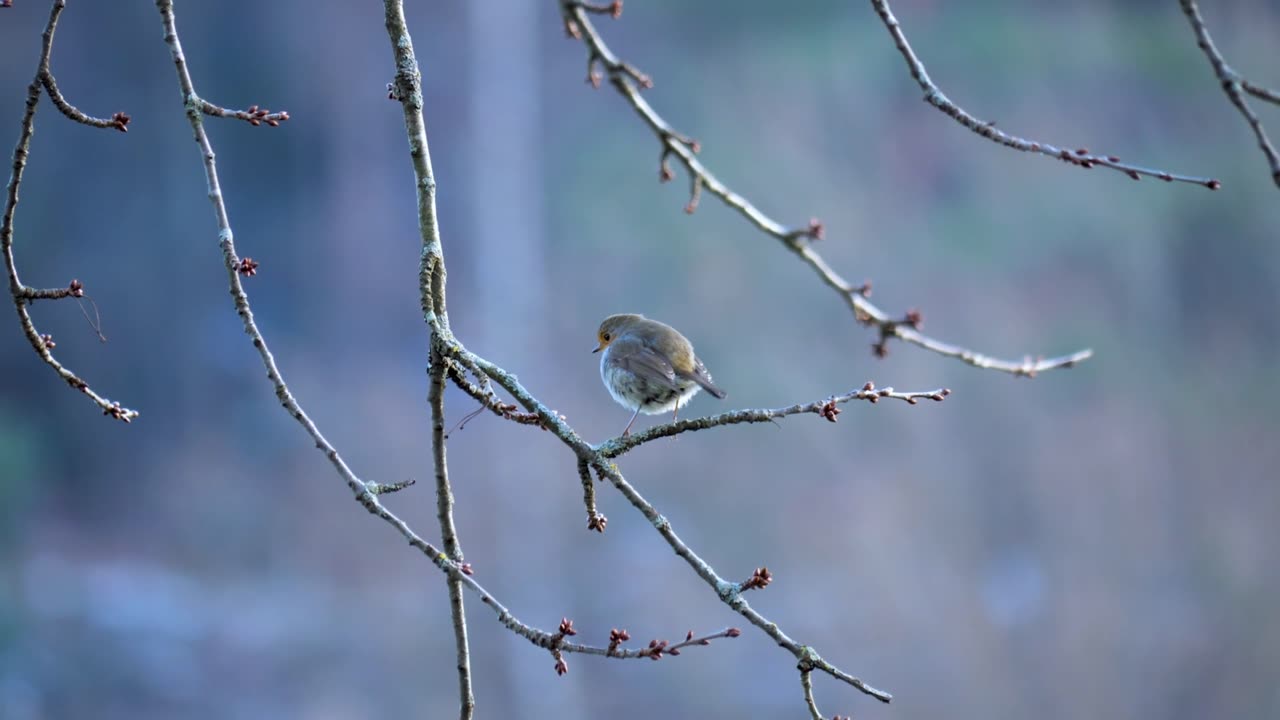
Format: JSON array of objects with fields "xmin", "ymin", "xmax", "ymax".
[{"xmin": 593, "ymin": 313, "xmax": 645, "ymax": 353}]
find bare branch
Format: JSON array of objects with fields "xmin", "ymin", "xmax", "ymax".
[
  {"xmin": 1242, "ymin": 79, "xmax": 1280, "ymax": 107},
  {"xmin": 39, "ymin": 73, "xmax": 129, "ymax": 131},
  {"xmin": 1179, "ymin": 0, "xmax": 1280, "ymax": 188},
  {"xmin": 570, "ymin": 0, "xmax": 622, "ymax": 17},
  {"xmin": 198, "ymin": 99, "xmax": 289, "ymax": 128},
  {"xmin": 540, "ymin": 618, "xmax": 739, "ymax": 671},
  {"xmin": 144, "ymin": 0, "xmax": 438, "ymax": 628},
  {"xmin": 446, "ymin": 361, "xmax": 546, "ymax": 430},
  {"xmin": 153, "ymin": 5, "xmax": 504, "ymax": 714},
  {"xmin": 559, "ymin": 1, "xmax": 1094, "ymax": 376},
  {"xmin": 593, "ymin": 449, "xmax": 894, "ymax": 703},
  {"xmin": 577, "ymin": 458, "xmax": 607, "ymax": 532},
  {"xmin": 430, "ymin": 347, "xmax": 475, "ymax": 718},
  {"xmin": 3, "ymin": 0, "xmax": 137, "ymax": 422},
  {"xmin": 365, "ymin": 478, "xmax": 416, "ymax": 495},
  {"xmin": 801, "ymin": 669, "xmax": 826, "ymax": 720},
  {"xmin": 460, "ymin": 350, "xmax": 893, "ymax": 704},
  {"xmin": 871, "ymin": 0, "xmax": 1220, "ymax": 189},
  {"xmin": 597, "ymin": 382, "xmax": 950, "ymax": 458},
  {"xmin": 18, "ymin": 277, "xmax": 82, "ymax": 301}
]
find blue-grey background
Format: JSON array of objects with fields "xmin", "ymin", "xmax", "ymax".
[{"xmin": 2, "ymin": 1, "xmax": 1278, "ymax": 718}]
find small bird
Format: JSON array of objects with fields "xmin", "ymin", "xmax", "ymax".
[{"xmin": 593, "ymin": 313, "xmax": 726, "ymax": 437}]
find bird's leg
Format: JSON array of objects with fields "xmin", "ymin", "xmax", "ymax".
[{"xmin": 622, "ymin": 406, "xmax": 642, "ymax": 437}]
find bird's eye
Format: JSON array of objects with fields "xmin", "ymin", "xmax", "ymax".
[{"xmin": 602, "ymin": 333, "xmax": 611, "ymax": 342}]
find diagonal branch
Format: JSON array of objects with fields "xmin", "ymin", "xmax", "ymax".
[
  {"xmin": 461, "ymin": 350, "xmax": 895, "ymax": 705},
  {"xmin": 560, "ymin": 1, "xmax": 1094, "ymax": 376},
  {"xmin": 586, "ymin": 455, "xmax": 893, "ymax": 703},
  {"xmin": 871, "ymin": 0, "xmax": 1220, "ymax": 189},
  {"xmin": 1179, "ymin": 0, "xmax": 1280, "ymax": 188},
  {"xmin": 1242, "ymin": 79, "xmax": 1280, "ymax": 106},
  {"xmin": 155, "ymin": 0, "xmax": 367, "ymax": 489},
  {"xmin": 3, "ymin": 0, "xmax": 137, "ymax": 422}
]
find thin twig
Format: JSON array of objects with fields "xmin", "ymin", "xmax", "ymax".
[
  {"xmin": 1179, "ymin": 0, "xmax": 1280, "ymax": 188},
  {"xmin": 801, "ymin": 670, "xmax": 825, "ymax": 720},
  {"xmin": 543, "ymin": 619, "xmax": 738, "ymax": 671},
  {"xmin": 570, "ymin": 0, "xmax": 622, "ymax": 17},
  {"xmin": 560, "ymin": 1, "xmax": 1094, "ymax": 376},
  {"xmin": 39, "ymin": 72, "xmax": 129, "ymax": 131},
  {"xmin": 578, "ymin": 457, "xmax": 607, "ymax": 532},
  {"xmin": 446, "ymin": 362, "xmax": 544, "ymax": 429},
  {"xmin": 366, "ymin": 478, "xmax": 416, "ymax": 495},
  {"xmin": 198, "ymin": 99, "xmax": 289, "ymax": 128},
  {"xmin": 157, "ymin": 0, "xmax": 364, "ymax": 479},
  {"xmin": 21, "ymin": 280, "xmax": 106, "ymax": 342},
  {"xmin": 871, "ymin": 0, "xmax": 1220, "ymax": 189},
  {"xmin": 19, "ymin": 278, "xmax": 81, "ymax": 302},
  {"xmin": 1242, "ymin": 79, "xmax": 1280, "ymax": 106},
  {"xmin": 596, "ymin": 382, "xmax": 950, "ymax": 458},
  {"xmin": 430, "ymin": 348, "xmax": 475, "ymax": 718},
  {"xmin": 3, "ymin": 0, "xmax": 137, "ymax": 422}
]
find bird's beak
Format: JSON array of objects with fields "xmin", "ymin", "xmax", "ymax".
[{"xmin": 591, "ymin": 345, "xmax": 602, "ymax": 354}]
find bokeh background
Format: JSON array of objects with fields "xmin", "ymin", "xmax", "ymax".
[{"xmin": 2, "ymin": 1, "xmax": 1278, "ymax": 718}]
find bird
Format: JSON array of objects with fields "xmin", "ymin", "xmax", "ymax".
[{"xmin": 593, "ymin": 313, "xmax": 726, "ymax": 437}]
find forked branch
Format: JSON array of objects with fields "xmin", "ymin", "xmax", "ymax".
[
  {"xmin": 457, "ymin": 350, "xmax": 896, "ymax": 705},
  {"xmin": 3, "ymin": 0, "xmax": 136, "ymax": 421},
  {"xmin": 1179, "ymin": 0, "xmax": 1280, "ymax": 188},
  {"xmin": 560, "ymin": 1, "xmax": 1094, "ymax": 376}
]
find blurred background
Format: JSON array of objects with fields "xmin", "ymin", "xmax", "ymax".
[{"xmin": 2, "ymin": 1, "xmax": 1278, "ymax": 718}]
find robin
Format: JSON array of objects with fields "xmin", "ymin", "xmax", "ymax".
[{"xmin": 593, "ymin": 314, "xmax": 726, "ymax": 437}]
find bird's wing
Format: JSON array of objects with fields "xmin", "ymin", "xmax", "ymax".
[
  {"xmin": 609, "ymin": 338, "xmax": 680, "ymax": 390},
  {"xmin": 682, "ymin": 358, "xmax": 726, "ymax": 399}
]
